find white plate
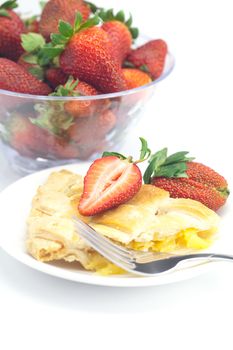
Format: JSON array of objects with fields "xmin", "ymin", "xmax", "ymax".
[{"xmin": 0, "ymin": 163, "xmax": 231, "ymax": 287}]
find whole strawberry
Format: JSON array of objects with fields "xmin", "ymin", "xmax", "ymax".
[
  {"xmin": 58, "ymin": 15, "xmax": 127, "ymax": 93},
  {"xmin": 6, "ymin": 112, "xmax": 80, "ymax": 159},
  {"xmin": 123, "ymin": 68, "xmax": 152, "ymax": 89},
  {"xmin": 0, "ymin": 0, "xmax": 25, "ymax": 61},
  {"xmin": 51, "ymin": 77, "xmax": 110, "ymax": 118},
  {"xmin": 144, "ymin": 148, "xmax": 229, "ymax": 211},
  {"xmin": 126, "ymin": 39, "xmax": 168, "ymax": 80},
  {"xmin": 39, "ymin": 0, "xmax": 91, "ymax": 41},
  {"xmin": 6, "ymin": 112, "xmax": 49, "ymax": 158},
  {"xmin": 100, "ymin": 9, "xmax": 139, "ymax": 64},
  {"xmin": 0, "ymin": 58, "xmax": 52, "ymax": 95},
  {"xmin": 39, "ymin": 13, "xmax": 127, "ymax": 93},
  {"xmin": 79, "ymin": 138, "xmax": 151, "ymax": 216}
]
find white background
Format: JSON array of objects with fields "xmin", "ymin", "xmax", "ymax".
[{"xmin": 1, "ymin": 0, "xmax": 233, "ymax": 349}]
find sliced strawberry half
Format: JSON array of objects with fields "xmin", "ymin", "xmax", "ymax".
[
  {"xmin": 78, "ymin": 138, "xmax": 151, "ymax": 216},
  {"xmin": 79, "ymin": 156, "xmax": 142, "ymax": 216}
]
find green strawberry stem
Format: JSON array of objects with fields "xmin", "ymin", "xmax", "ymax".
[
  {"xmin": 98, "ymin": 8, "xmax": 139, "ymax": 39},
  {"xmin": 32, "ymin": 99, "xmax": 74, "ymax": 136},
  {"xmin": 84, "ymin": 1, "xmax": 102, "ymax": 13},
  {"xmin": 0, "ymin": 0, "xmax": 18, "ymax": 17},
  {"xmin": 218, "ymin": 187, "xmax": 230, "ymax": 198},
  {"xmin": 102, "ymin": 137, "xmax": 151, "ymax": 164},
  {"xmin": 143, "ymin": 148, "xmax": 195, "ymax": 184},
  {"xmin": 50, "ymin": 76, "xmax": 80, "ymax": 97}
]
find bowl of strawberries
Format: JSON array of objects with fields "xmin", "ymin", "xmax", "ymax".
[{"xmin": 0, "ymin": 0, "xmax": 174, "ymax": 174}]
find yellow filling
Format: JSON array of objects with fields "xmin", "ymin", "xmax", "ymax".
[{"xmin": 88, "ymin": 228, "xmax": 215, "ymax": 275}]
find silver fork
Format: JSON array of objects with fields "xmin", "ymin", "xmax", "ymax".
[{"xmin": 73, "ymin": 216, "xmax": 233, "ymax": 276}]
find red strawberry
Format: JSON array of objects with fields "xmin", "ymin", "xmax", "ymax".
[
  {"xmin": 79, "ymin": 156, "xmax": 142, "ymax": 216},
  {"xmin": 67, "ymin": 109, "xmax": 116, "ymax": 146},
  {"xmin": 123, "ymin": 68, "xmax": 152, "ymax": 89},
  {"xmin": 79, "ymin": 139, "xmax": 150, "ymax": 216},
  {"xmin": 60, "ymin": 26, "xmax": 127, "ymax": 93},
  {"xmin": 102, "ymin": 21, "xmax": 132, "ymax": 64},
  {"xmin": 50, "ymin": 77, "xmax": 110, "ymax": 118},
  {"xmin": 45, "ymin": 67, "xmax": 69, "ymax": 89},
  {"xmin": 144, "ymin": 148, "xmax": 230, "ymax": 211},
  {"xmin": 126, "ymin": 39, "xmax": 168, "ymax": 80},
  {"xmin": 6, "ymin": 112, "xmax": 80, "ymax": 159},
  {"xmin": 46, "ymin": 137, "xmax": 80, "ymax": 159},
  {"xmin": 96, "ymin": 109, "xmax": 116, "ymax": 135},
  {"xmin": 100, "ymin": 10, "xmax": 138, "ymax": 64},
  {"xmin": 39, "ymin": 0, "xmax": 91, "ymax": 41},
  {"xmin": 0, "ymin": 58, "xmax": 52, "ymax": 95},
  {"xmin": 6, "ymin": 112, "xmax": 49, "ymax": 157},
  {"xmin": 0, "ymin": 1, "xmax": 26, "ymax": 61}
]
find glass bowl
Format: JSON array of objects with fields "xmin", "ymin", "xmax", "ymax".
[{"xmin": 0, "ymin": 46, "xmax": 174, "ymax": 175}]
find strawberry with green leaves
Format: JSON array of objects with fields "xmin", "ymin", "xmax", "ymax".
[
  {"xmin": 126, "ymin": 39, "xmax": 168, "ymax": 80},
  {"xmin": 19, "ymin": 32, "xmax": 48, "ymax": 80},
  {"xmin": 144, "ymin": 148, "xmax": 230, "ymax": 211},
  {"xmin": 79, "ymin": 138, "xmax": 151, "ymax": 216},
  {"xmin": 6, "ymin": 112, "xmax": 80, "ymax": 159},
  {"xmin": 39, "ymin": 13, "xmax": 127, "ymax": 93},
  {"xmin": 39, "ymin": 0, "xmax": 91, "ymax": 41},
  {"xmin": 99, "ymin": 9, "xmax": 139, "ymax": 64},
  {"xmin": 51, "ymin": 76, "xmax": 110, "ymax": 118},
  {"xmin": 0, "ymin": 0, "xmax": 25, "ymax": 61}
]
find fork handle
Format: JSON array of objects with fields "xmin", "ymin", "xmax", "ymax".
[{"xmin": 135, "ymin": 253, "xmax": 233, "ymax": 274}]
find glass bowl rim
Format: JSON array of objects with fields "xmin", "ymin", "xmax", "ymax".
[{"xmin": 0, "ymin": 52, "xmax": 175, "ymax": 102}]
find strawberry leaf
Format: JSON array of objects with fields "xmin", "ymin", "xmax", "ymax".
[
  {"xmin": 164, "ymin": 151, "xmax": 194, "ymax": 165},
  {"xmin": 130, "ymin": 27, "xmax": 139, "ymax": 39},
  {"xmin": 115, "ymin": 10, "xmax": 125, "ymax": 22},
  {"xmin": 21, "ymin": 33, "xmax": 45, "ymax": 53},
  {"xmin": 50, "ymin": 76, "xmax": 80, "ymax": 97},
  {"xmin": 33, "ymin": 103, "xmax": 74, "ymax": 135},
  {"xmin": 143, "ymin": 148, "xmax": 168, "ymax": 184},
  {"xmin": 102, "ymin": 152, "xmax": 127, "ymax": 160},
  {"xmin": 125, "ymin": 14, "xmax": 133, "ymax": 27},
  {"xmin": 74, "ymin": 11, "xmax": 83, "ymax": 32},
  {"xmin": 28, "ymin": 66, "xmax": 45, "ymax": 81},
  {"xmin": 85, "ymin": 1, "xmax": 101, "ymax": 13},
  {"xmin": 39, "ymin": 45, "xmax": 64, "ymax": 60},
  {"xmin": 22, "ymin": 53, "xmax": 38, "ymax": 64},
  {"xmin": 143, "ymin": 148, "xmax": 195, "ymax": 184},
  {"xmin": 138, "ymin": 137, "xmax": 151, "ymax": 162},
  {"xmin": 0, "ymin": 8, "xmax": 10, "ymax": 16},
  {"xmin": 99, "ymin": 8, "xmax": 139, "ymax": 39},
  {"xmin": 50, "ymin": 33, "xmax": 68, "ymax": 45},
  {"xmin": 58, "ymin": 20, "xmax": 74, "ymax": 38},
  {"xmin": 79, "ymin": 13, "xmax": 100, "ymax": 31},
  {"xmin": 0, "ymin": 0, "xmax": 18, "ymax": 10}
]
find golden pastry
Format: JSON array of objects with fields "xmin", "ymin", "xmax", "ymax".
[{"xmin": 26, "ymin": 170, "xmax": 220, "ymax": 275}]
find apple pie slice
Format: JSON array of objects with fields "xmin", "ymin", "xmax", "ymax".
[{"xmin": 26, "ymin": 170, "xmax": 220, "ymax": 275}]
